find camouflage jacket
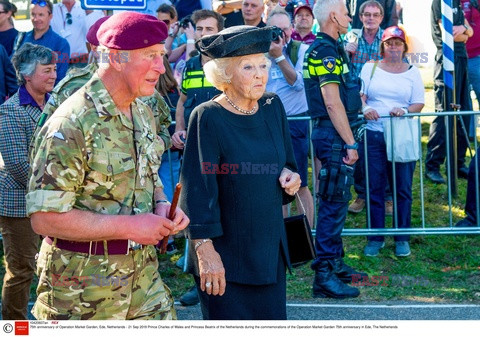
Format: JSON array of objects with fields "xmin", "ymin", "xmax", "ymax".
[
  {"xmin": 31, "ymin": 62, "xmax": 172, "ymax": 163},
  {"xmin": 26, "ymin": 75, "xmax": 164, "ymax": 216}
]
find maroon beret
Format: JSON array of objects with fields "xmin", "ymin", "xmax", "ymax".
[
  {"xmin": 97, "ymin": 11, "xmax": 168, "ymax": 50},
  {"xmin": 87, "ymin": 16, "xmax": 110, "ymax": 46}
]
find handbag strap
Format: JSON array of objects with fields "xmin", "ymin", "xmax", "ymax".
[
  {"xmin": 295, "ymin": 192, "xmax": 306, "ymax": 215},
  {"xmin": 365, "ymin": 61, "xmax": 378, "ymax": 97}
]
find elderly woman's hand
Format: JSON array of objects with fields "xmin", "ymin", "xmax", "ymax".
[
  {"xmin": 389, "ymin": 107, "xmax": 407, "ymax": 117},
  {"xmin": 195, "ymin": 241, "xmax": 226, "ymax": 296},
  {"xmin": 279, "ymin": 167, "xmax": 301, "ymax": 196}
]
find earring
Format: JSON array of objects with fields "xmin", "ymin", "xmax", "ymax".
[{"xmin": 226, "ymin": 79, "xmax": 231, "ymax": 84}]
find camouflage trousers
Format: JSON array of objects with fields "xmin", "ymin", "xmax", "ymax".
[{"xmin": 32, "ymin": 240, "xmax": 176, "ymax": 320}]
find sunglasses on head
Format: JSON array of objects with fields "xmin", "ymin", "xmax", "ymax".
[
  {"xmin": 66, "ymin": 12, "xmax": 72, "ymax": 25},
  {"xmin": 31, "ymin": 0, "xmax": 47, "ymax": 7}
]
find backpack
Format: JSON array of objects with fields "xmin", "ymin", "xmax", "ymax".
[{"xmin": 287, "ymin": 40, "xmax": 302, "ymax": 67}]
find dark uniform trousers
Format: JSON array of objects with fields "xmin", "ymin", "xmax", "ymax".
[
  {"xmin": 426, "ymin": 52, "xmax": 472, "ymax": 172},
  {"xmin": 310, "ymin": 126, "xmax": 351, "ymax": 269}
]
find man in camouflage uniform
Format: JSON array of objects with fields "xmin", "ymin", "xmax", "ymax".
[
  {"xmin": 34, "ymin": 16, "xmax": 172, "ymax": 155},
  {"xmin": 26, "ymin": 11, "xmax": 189, "ymax": 320}
]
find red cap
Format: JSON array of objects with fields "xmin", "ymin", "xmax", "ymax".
[
  {"xmin": 97, "ymin": 11, "xmax": 168, "ymax": 50},
  {"xmin": 86, "ymin": 16, "xmax": 110, "ymax": 46},
  {"xmin": 294, "ymin": 5, "xmax": 313, "ymax": 18},
  {"xmin": 381, "ymin": 26, "xmax": 406, "ymax": 43}
]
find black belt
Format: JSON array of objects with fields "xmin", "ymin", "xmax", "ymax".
[{"xmin": 313, "ymin": 117, "xmax": 361, "ymax": 128}]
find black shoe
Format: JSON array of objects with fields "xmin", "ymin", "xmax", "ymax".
[
  {"xmin": 458, "ymin": 166, "xmax": 469, "ymax": 179},
  {"xmin": 179, "ymin": 286, "xmax": 199, "ymax": 306},
  {"xmin": 455, "ymin": 218, "xmax": 477, "ymax": 227},
  {"xmin": 332, "ymin": 258, "xmax": 368, "ymax": 284},
  {"xmin": 426, "ymin": 170, "xmax": 446, "ymax": 184},
  {"xmin": 312, "ymin": 261, "xmax": 360, "ymax": 299}
]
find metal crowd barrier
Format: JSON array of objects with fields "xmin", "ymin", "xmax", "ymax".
[{"xmin": 140, "ymin": 111, "xmax": 480, "ymax": 238}]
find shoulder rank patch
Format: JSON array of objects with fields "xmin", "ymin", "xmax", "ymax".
[{"xmin": 322, "ymin": 56, "xmax": 337, "ymax": 73}]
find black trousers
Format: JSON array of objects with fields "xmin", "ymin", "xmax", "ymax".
[{"xmin": 426, "ymin": 53, "xmax": 472, "ymax": 172}]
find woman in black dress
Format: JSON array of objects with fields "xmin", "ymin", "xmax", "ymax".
[{"xmin": 179, "ymin": 25, "xmax": 301, "ymax": 320}]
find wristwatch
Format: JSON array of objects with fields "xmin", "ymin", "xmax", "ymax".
[{"xmin": 344, "ymin": 142, "xmax": 359, "ymax": 150}]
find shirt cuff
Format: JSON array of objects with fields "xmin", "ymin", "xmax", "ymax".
[{"xmin": 26, "ymin": 190, "xmax": 76, "ymax": 216}]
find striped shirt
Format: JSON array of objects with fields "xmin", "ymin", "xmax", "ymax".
[{"xmin": 349, "ymin": 28, "xmax": 384, "ymax": 79}]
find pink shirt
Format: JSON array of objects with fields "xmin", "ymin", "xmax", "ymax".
[
  {"xmin": 291, "ymin": 30, "xmax": 316, "ymax": 45},
  {"xmin": 461, "ymin": 0, "xmax": 480, "ymax": 58}
]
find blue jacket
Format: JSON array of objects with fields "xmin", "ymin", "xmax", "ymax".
[{"xmin": 0, "ymin": 44, "xmax": 18, "ymax": 104}]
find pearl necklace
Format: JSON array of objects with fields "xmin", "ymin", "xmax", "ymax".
[{"xmin": 224, "ymin": 93, "xmax": 257, "ymax": 115}]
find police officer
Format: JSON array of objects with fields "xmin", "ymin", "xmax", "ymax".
[
  {"xmin": 304, "ymin": 0, "xmax": 367, "ymax": 299},
  {"xmin": 27, "ymin": 12, "xmax": 189, "ymax": 320},
  {"xmin": 171, "ymin": 9, "xmax": 224, "ymax": 149}
]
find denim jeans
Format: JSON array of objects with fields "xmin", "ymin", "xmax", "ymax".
[
  {"xmin": 355, "ymin": 139, "xmax": 392, "ymax": 201},
  {"xmin": 364, "ymin": 130, "xmax": 415, "ymax": 242},
  {"xmin": 310, "ymin": 127, "xmax": 351, "ymax": 267},
  {"xmin": 158, "ymin": 150, "xmax": 181, "ymax": 202},
  {"xmin": 468, "ymin": 56, "xmax": 480, "ymax": 137}
]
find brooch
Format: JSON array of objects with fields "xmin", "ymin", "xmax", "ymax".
[{"xmin": 264, "ymin": 97, "xmax": 275, "ymax": 106}]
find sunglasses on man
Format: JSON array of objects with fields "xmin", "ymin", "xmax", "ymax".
[
  {"xmin": 31, "ymin": 0, "xmax": 48, "ymax": 7},
  {"xmin": 66, "ymin": 12, "xmax": 72, "ymax": 25}
]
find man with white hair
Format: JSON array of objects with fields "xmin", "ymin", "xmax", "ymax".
[
  {"xmin": 242, "ymin": 0, "xmax": 266, "ymax": 27},
  {"xmin": 303, "ymin": 0, "xmax": 367, "ymax": 299},
  {"xmin": 27, "ymin": 11, "xmax": 189, "ymax": 320}
]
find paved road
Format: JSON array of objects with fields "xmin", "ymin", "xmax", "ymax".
[
  {"xmin": 175, "ymin": 300, "xmax": 480, "ymax": 320},
  {"xmin": 2, "ymin": 300, "xmax": 479, "ymax": 320}
]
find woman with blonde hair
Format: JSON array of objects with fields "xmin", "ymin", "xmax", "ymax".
[{"xmin": 180, "ymin": 25, "xmax": 301, "ymax": 319}]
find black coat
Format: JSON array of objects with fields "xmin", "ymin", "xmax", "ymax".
[{"xmin": 180, "ymin": 93, "xmax": 297, "ymax": 285}]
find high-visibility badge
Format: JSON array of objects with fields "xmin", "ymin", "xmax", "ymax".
[{"xmin": 322, "ymin": 57, "xmax": 336, "ymax": 73}]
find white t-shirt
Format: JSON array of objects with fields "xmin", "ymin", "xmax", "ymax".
[{"xmin": 360, "ymin": 62, "xmax": 425, "ymax": 132}]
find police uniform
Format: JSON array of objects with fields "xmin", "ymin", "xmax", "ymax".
[
  {"xmin": 303, "ymin": 32, "xmax": 364, "ymax": 298},
  {"xmin": 26, "ymin": 75, "xmax": 175, "ymax": 320},
  {"xmin": 180, "ymin": 55, "xmax": 221, "ymax": 128}
]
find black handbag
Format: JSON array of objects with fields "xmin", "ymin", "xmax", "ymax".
[{"xmin": 284, "ymin": 196, "xmax": 316, "ymax": 268}]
